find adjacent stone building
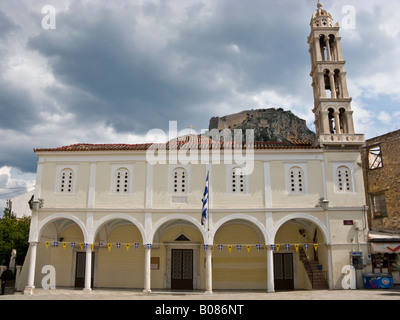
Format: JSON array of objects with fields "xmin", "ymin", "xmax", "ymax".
[{"xmin": 362, "ymin": 129, "xmax": 400, "ymax": 276}]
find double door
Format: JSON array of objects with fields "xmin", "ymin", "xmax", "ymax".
[
  {"xmin": 171, "ymin": 249, "xmax": 193, "ymax": 290},
  {"xmin": 274, "ymin": 253, "xmax": 294, "ymax": 290}
]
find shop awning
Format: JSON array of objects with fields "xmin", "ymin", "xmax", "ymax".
[{"xmin": 369, "ymin": 231, "xmax": 400, "ymax": 253}]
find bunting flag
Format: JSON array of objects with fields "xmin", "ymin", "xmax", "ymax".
[
  {"xmin": 54, "ymin": 241, "xmax": 58, "ymax": 248},
  {"xmin": 271, "ymin": 244, "xmax": 276, "ymax": 251},
  {"xmin": 45, "ymin": 241, "xmax": 50, "ymax": 249},
  {"xmin": 285, "ymin": 244, "xmax": 290, "ymax": 251},
  {"xmin": 84, "ymin": 243, "xmax": 88, "ymax": 250},
  {"xmin": 62, "ymin": 242, "xmax": 67, "ymax": 250},
  {"xmin": 91, "ymin": 244, "xmax": 94, "ymax": 251},
  {"xmin": 80, "ymin": 243, "xmax": 84, "ymax": 250},
  {"xmin": 135, "ymin": 243, "xmax": 139, "ymax": 250},
  {"xmin": 107, "ymin": 243, "xmax": 112, "ymax": 252},
  {"xmin": 313, "ymin": 243, "xmax": 318, "ymax": 252},
  {"xmin": 99, "ymin": 242, "xmax": 103, "ymax": 248},
  {"xmin": 237, "ymin": 245, "xmax": 242, "ymax": 252},
  {"xmin": 246, "ymin": 245, "xmax": 251, "ymax": 253},
  {"xmin": 276, "ymin": 244, "xmax": 280, "ymax": 252},
  {"xmin": 228, "ymin": 245, "xmax": 232, "ymax": 253},
  {"xmin": 295, "ymin": 244, "xmax": 299, "ymax": 252},
  {"xmin": 126, "ymin": 243, "xmax": 130, "ymax": 251},
  {"xmin": 147, "ymin": 244, "xmax": 152, "ymax": 249},
  {"xmin": 256, "ymin": 244, "xmax": 261, "ymax": 251},
  {"xmin": 71, "ymin": 242, "xmax": 76, "ymax": 249},
  {"xmin": 116, "ymin": 243, "xmax": 121, "ymax": 250},
  {"xmin": 218, "ymin": 245, "xmax": 223, "ymax": 251},
  {"xmin": 304, "ymin": 243, "xmax": 309, "ymax": 251},
  {"xmin": 204, "ymin": 244, "xmax": 208, "ymax": 251}
]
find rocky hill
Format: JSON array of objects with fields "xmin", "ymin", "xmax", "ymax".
[{"xmin": 209, "ymin": 108, "xmax": 315, "ymax": 143}]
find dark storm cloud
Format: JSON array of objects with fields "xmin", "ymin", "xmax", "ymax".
[{"xmin": 26, "ymin": 0, "xmax": 312, "ymax": 135}]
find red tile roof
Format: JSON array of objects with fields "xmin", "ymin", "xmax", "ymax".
[{"xmin": 34, "ymin": 139, "xmax": 318, "ymax": 153}]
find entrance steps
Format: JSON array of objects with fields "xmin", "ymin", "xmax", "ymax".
[{"xmin": 299, "ymin": 248, "xmax": 329, "ymax": 290}]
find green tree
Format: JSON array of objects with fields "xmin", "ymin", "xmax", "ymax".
[{"xmin": 0, "ymin": 208, "xmax": 30, "ymax": 266}]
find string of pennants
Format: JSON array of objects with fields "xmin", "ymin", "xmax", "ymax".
[
  {"xmin": 43, "ymin": 241, "xmax": 152, "ymax": 251},
  {"xmin": 205, "ymin": 243, "xmax": 319, "ymax": 253},
  {"xmin": 43, "ymin": 241, "xmax": 319, "ymax": 253}
]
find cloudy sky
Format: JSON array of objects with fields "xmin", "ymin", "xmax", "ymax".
[{"xmin": 0, "ymin": 0, "xmax": 400, "ymax": 212}]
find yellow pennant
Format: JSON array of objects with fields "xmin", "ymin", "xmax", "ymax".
[
  {"xmin": 45, "ymin": 241, "xmax": 50, "ymax": 249},
  {"xmin": 91, "ymin": 244, "xmax": 94, "ymax": 251},
  {"xmin": 126, "ymin": 243, "xmax": 130, "ymax": 251},
  {"xmin": 276, "ymin": 244, "xmax": 280, "ymax": 252},
  {"xmin": 295, "ymin": 244, "xmax": 299, "ymax": 252},
  {"xmin": 246, "ymin": 245, "xmax": 251, "ymax": 253},
  {"xmin": 62, "ymin": 242, "xmax": 67, "ymax": 250},
  {"xmin": 228, "ymin": 245, "xmax": 232, "ymax": 253},
  {"xmin": 107, "ymin": 243, "xmax": 112, "ymax": 252},
  {"xmin": 80, "ymin": 243, "xmax": 84, "ymax": 250},
  {"xmin": 313, "ymin": 243, "xmax": 318, "ymax": 252}
]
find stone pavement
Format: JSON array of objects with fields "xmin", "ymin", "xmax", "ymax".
[{"xmin": 1, "ymin": 288, "xmax": 400, "ymax": 300}]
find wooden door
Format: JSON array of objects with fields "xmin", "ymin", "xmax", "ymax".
[
  {"xmin": 274, "ymin": 253, "xmax": 294, "ymax": 290},
  {"xmin": 171, "ymin": 249, "xmax": 193, "ymax": 290},
  {"xmin": 75, "ymin": 252, "xmax": 94, "ymax": 288}
]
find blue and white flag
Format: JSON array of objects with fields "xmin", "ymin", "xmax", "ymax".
[{"xmin": 201, "ymin": 172, "xmax": 209, "ymax": 226}]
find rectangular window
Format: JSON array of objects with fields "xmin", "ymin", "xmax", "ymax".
[
  {"xmin": 368, "ymin": 145, "xmax": 383, "ymax": 170},
  {"xmin": 371, "ymin": 193, "xmax": 387, "ymax": 218}
]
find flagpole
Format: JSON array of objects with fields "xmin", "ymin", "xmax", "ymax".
[{"xmin": 207, "ymin": 170, "xmax": 210, "ymax": 232}]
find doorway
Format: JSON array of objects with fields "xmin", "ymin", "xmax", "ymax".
[
  {"xmin": 74, "ymin": 252, "xmax": 95, "ymax": 288},
  {"xmin": 274, "ymin": 253, "xmax": 294, "ymax": 290},
  {"xmin": 171, "ymin": 249, "xmax": 193, "ymax": 290}
]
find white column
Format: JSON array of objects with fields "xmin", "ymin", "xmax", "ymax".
[
  {"xmin": 333, "ymin": 110, "xmax": 341, "ymax": 134},
  {"xmin": 83, "ymin": 245, "xmax": 92, "ymax": 292},
  {"xmin": 205, "ymin": 248, "xmax": 213, "ymax": 294},
  {"xmin": 325, "ymin": 38, "xmax": 332, "ymax": 61},
  {"xmin": 24, "ymin": 242, "xmax": 38, "ymax": 295},
  {"xmin": 327, "ymin": 245, "xmax": 333, "ymax": 290},
  {"xmin": 329, "ymin": 72, "xmax": 337, "ymax": 99},
  {"xmin": 143, "ymin": 245, "xmax": 151, "ymax": 294},
  {"xmin": 267, "ymin": 246, "xmax": 275, "ymax": 293}
]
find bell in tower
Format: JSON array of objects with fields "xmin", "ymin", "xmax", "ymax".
[{"xmin": 308, "ymin": 1, "xmax": 364, "ymax": 148}]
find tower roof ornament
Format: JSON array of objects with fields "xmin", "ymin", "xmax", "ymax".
[{"xmin": 311, "ymin": 0, "xmax": 333, "ymax": 28}]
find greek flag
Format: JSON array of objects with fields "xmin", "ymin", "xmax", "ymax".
[{"xmin": 201, "ymin": 172, "xmax": 209, "ymax": 226}]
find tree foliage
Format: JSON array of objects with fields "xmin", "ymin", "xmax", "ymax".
[{"xmin": 0, "ymin": 208, "xmax": 31, "ymax": 265}]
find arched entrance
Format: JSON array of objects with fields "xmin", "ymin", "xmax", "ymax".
[
  {"xmin": 150, "ymin": 215, "xmax": 206, "ymax": 290},
  {"xmin": 212, "ymin": 216, "xmax": 268, "ymax": 290},
  {"xmin": 92, "ymin": 215, "xmax": 145, "ymax": 289},
  {"xmin": 32, "ymin": 214, "xmax": 88, "ymax": 288},
  {"xmin": 272, "ymin": 214, "xmax": 330, "ymax": 291}
]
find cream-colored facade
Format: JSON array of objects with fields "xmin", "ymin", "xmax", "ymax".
[{"xmin": 20, "ymin": 2, "xmax": 369, "ymax": 294}]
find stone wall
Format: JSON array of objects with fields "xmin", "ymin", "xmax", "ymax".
[{"xmin": 362, "ymin": 129, "xmax": 400, "ymax": 232}]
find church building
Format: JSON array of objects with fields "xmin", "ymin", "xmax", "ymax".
[{"xmin": 21, "ymin": 2, "xmax": 368, "ymax": 294}]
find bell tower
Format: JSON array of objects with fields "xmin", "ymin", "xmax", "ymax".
[{"xmin": 308, "ymin": 1, "xmax": 364, "ymax": 148}]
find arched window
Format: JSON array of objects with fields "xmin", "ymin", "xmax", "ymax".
[
  {"xmin": 59, "ymin": 168, "xmax": 74, "ymax": 193},
  {"xmin": 173, "ymin": 167, "xmax": 187, "ymax": 194},
  {"xmin": 115, "ymin": 167, "xmax": 130, "ymax": 194},
  {"xmin": 336, "ymin": 166, "xmax": 352, "ymax": 192},
  {"xmin": 231, "ymin": 167, "xmax": 246, "ymax": 194},
  {"xmin": 289, "ymin": 167, "xmax": 304, "ymax": 194}
]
